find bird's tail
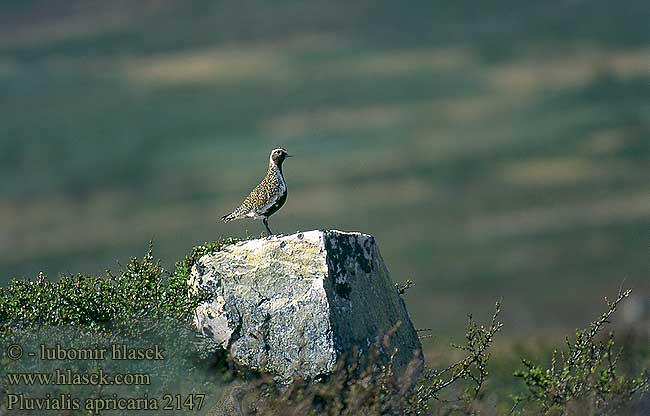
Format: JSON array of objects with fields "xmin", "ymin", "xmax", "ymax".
[{"xmin": 222, "ymin": 204, "xmax": 247, "ymax": 222}]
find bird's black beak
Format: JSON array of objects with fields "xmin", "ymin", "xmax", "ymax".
[{"xmin": 286, "ymin": 154, "xmax": 294, "ymax": 158}]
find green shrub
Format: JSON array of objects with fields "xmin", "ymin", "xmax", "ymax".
[
  {"xmin": 0, "ymin": 238, "xmax": 239, "ymax": 334},
  {"xmin": 0, "ymin": 240, "xmax": 241, "ymax": 415},
  {"xmin": 513, "ymin": 288, "xmax": 650, "ymax": 415}
]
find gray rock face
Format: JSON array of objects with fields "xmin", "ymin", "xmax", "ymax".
[{"xmin": 188, "ymin": 230, "xmax": 422, "ymax": 381}]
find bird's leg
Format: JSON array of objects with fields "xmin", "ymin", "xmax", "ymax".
[{"xmin": 263, "ymin": 217, "xmax": 273, "ymax": 236}]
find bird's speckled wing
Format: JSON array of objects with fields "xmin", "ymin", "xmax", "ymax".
[
  {"xmin": 222, "ymin": 181, "xmax": 266, "ymax": 221},
  {"xmin": 222, "ymin": 168, "xmax": 285, "ymax": 221}
]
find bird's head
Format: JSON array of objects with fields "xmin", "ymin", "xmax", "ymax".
[{"xmin": 270, "ymin": 147, "xmax": 292, "ymax": 166}]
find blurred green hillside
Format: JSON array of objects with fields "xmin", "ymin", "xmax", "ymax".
[{"xmin": 0, "ymin": 0, "xmax": 647, "ymax": 341}]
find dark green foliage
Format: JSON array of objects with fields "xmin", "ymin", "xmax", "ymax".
[
  {"xmin": 0, "ymin": 272, "xmax": 118, "ymax": 331},
  {"xmin": 0, "ymin": 240, "xmax": 241, "ymax": 415},
  {"xmin": 0, "ymin": 239, "xmax": 240, "ymax": 334},
  {"xmin": 513, "ymin": 288, "xmax": 650, "ymax": 415}
]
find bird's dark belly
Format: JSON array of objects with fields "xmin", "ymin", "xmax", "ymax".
[{"xmin": 262, "ymin": 191, "xmax": 287, "ymax": 217}]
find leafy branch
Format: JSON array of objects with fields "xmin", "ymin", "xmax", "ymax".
[
  {"xmin": 416, "ymin": 301, "xmax": 503, "ymax": 405},
  {"xmin": 513, "ymin": 287, "xmax": 650, "ymax": 414}
]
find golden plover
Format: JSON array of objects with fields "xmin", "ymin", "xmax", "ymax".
[{"xmin": 221, "ymin": 148, "xmax": 291, "ymax": 235}]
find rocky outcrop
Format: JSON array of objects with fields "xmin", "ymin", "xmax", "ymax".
[{"xmin": 188, "ymin": 230, "xmax": 422, "ymax": 381}]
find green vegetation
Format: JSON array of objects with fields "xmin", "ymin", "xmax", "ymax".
[
  {"xmin": 1, "ymin": 243, "xmax": 647, "ymax": 414},
  {"xmin": 512, "ymin": 288, "xmax": 649, "ymax": 415},
  {"xmin": 0, "ymin": 239, "xmax": 239, "ymax": 334},
  {"xmin": 0, "ymin": 242, "xmax": 239, "ymax": 415}
]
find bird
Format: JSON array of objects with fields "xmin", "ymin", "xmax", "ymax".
[{"xmin": 221, "ymin": 147, "xmax": 291, "ymax": 235}]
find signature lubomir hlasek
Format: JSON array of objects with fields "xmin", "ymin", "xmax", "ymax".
[
  {"xmin": 38, "ymin": 343, "xmax": 166, "ymax": 360},
  {"xmin": 221, "ymin": 147, "xmax": 292, "ymax": 236}
]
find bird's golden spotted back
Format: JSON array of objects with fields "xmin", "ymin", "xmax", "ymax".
[{"xmin": 221, "ymin": 148, "xmax": 289, "ymax": 223}]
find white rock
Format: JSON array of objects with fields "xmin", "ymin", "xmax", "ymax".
[{"xmin": 189, "ymin": 230, "xmax": 422, "ymax": 381}]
